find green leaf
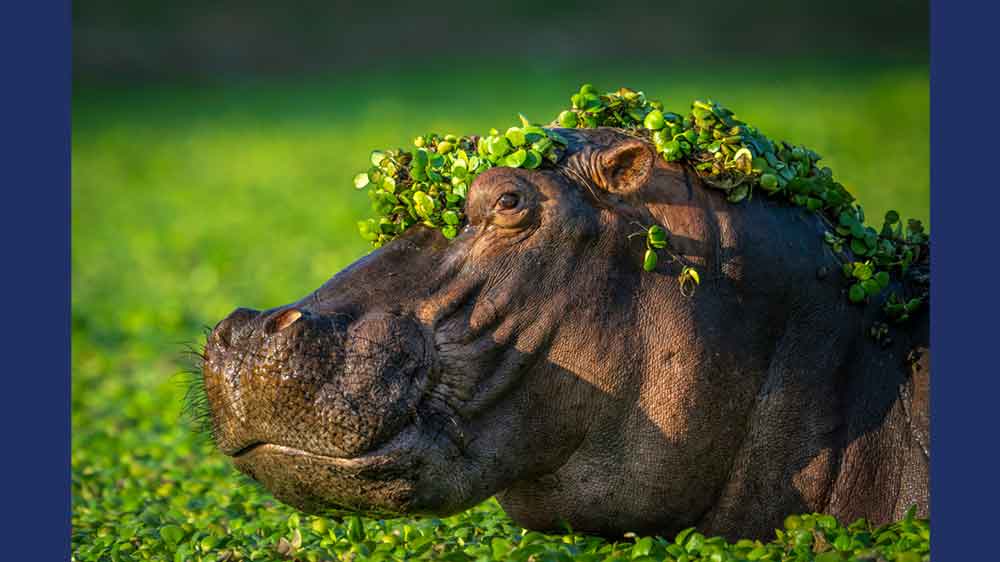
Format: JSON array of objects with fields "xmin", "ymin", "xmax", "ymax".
[
  {"xmin": 647, "ymin": 225, "xmax": 667, "ymax": 248},
  {"xmin": 441, "ymin": 210, "xmax": 460, "ymax": 225},
  {"xmin": 358, "ymin": 219, "xmax": 379, "ymax": 241},
  {"xmin": 310, "ymin": 518, "xmax": 328, "ymax": 534},
  {"xmin": 852, "ymin": 262, "xmax": 873, "ymax": 281},
  {"xmin": 684, "ymin": 532, "xmax": 705, "ymax": 553},
  {"xmin": 504, "ymin": 148, "xmax": 527, "ymax": 168},
  {"xmin": 413, "ymin": 148, "xmax": 429, "ymax": 169},
  {"xmin": 849, "ymin": 283, "xmax": 866, "ymax": 303},
  {"xmin": 759, "ymin": 173, "xmax": 779, "ymax": 191},
  {"xmin": 159, "ymin": 525, "xmax": 184, "ymax": 545},
  {"xmin": 413, "ymin": 191, "xmax": 435, "ymax": 219},
  {"xmin": 816, "ymin": 515, "xmax": 838, "ymax": 529},
  {"xmin": 692, "ymin": 105, "xmax": 712, "ymax": 120},
  {"xmin": 727, "ymin": 184, "xmax": 750, "ymax": 203},
  {"xmin": 370, "ymin": 150, "xmax": 386, "ymax": 167},
  {"xmin": 861, "ymin": 278, "xmax": 882, "ymax": 296},
  {"xmin": 632, "ymin": 537, "xmax": 654, "ymax": 557},
  {"xmin": 523, "ymin": 125, "xmax": 546, "ymax": 142},
  {"xmin": 353, "ymin": 172, "xmax": 370, "ymax": 189},
  {"xmin": 488, "ymin": 136, "xmax": 511, "ymax": 158},
  {"xmin": 581, "ymin": 92, "xmax": 602, "ymax": 111},
  {"xmin": 450, "ymin": 159, "xmax": 468, "ymax": 179},
  {"xmin": 784, "ymin": 515, "xmax": 802, "ymax": 530},
  {"xmin": 683, "ymin": 266, "xmax": 700, "ymax": 285},
  {"xmin": 662, "ymin": 140, "xmax": 683, "ymax": 161},
  {"xmin": 643, "ymin": 109, "xmax": 665, "ymax": 130},
  {"xmin": 523, "ymin": 150, "xmax": 542, "ymax": 169},
  {"xmin": 505, "ymin": 127, "xmax": 526, "ymax": 147},
  {"xmin": 558, "ymin": 110, "xmax": 578, "ymax": 128},
  {"xmin": 491, "ymin": 537, "xmax": 511, "ymax": 559},
  {"xmin": 643, "ymin": 249, "xmax": 658, "ymax": 271},
  {"xmin": 532, "ymin": 136, "xmax": 554, "ymax": 156},
  {"xmin": 850, "ymin": 238, "xmax": 869, "ymax": 256},
  {"xmin": 875, "ymin": 271, "xmax": 890, "ymax": 289}
]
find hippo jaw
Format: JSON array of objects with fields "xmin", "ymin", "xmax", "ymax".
[{"xmin": 226, "ymin": 426, "xmax": 425, "ymax": 517}]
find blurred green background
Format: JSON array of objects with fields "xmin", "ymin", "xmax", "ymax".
[{"xmin": 72, "ymin": 1, "xmax": 929, "ymax": 560}]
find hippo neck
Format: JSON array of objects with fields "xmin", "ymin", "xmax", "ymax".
[
  {"xmin": 696, "ymin": 317, "xmax": 930, "ymax": 539},
  {"xmin": 631, "ymin": 166, "xmax": 930, "ymax": 537}
]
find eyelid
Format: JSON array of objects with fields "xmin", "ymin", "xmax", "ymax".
[{"xmin": 494, "ymin": 191, "xmax": 521, "ymax": 211}]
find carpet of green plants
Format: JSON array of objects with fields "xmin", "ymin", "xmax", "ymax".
[{"xmin": 72, "ymin": 60, "xmax": 930, "ymax": 561}]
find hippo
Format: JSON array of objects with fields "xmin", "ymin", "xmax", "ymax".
[{"xmin": 200, "ymin": 127, "xmax": 930, "ymax": 541}]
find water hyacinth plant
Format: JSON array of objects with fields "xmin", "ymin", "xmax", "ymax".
[
  {"xmin": 354, "ymin": 119, "xmax": 567, "ymax": 246},
  {"xmin": 354, "ymin": 84, "xmax": 929, "ymax": 323}
]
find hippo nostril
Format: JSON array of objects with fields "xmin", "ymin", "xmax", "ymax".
[
  {"xmin": 212, "ymin": 307, "xmax": 261, "ymax": 347},
  {"xmin": 267, "ymin": 309, "xmax": 303, "ymax": 333}
]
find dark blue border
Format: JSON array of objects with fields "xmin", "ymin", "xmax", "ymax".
[
  {"xmin": 930, "ymin": 0, "xmax": 1000, "ymax": 559},
  {"xmin": 0, "ymin": 1, "xmax": 71, "ymax": 559}
]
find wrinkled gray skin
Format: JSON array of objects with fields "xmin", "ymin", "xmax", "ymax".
[{"xmin": 202, "ymin": 128, "xmax": 929, "ymax": 540}]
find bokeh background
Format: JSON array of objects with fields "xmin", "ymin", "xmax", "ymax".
[{"xmin": 72, "ymin": 1, "xmax": 929, "ymax": 559}]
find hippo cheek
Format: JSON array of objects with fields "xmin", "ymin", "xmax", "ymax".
[{"xmin": 231, "ymin": 441, "xmax": 421, "ymax": 516}]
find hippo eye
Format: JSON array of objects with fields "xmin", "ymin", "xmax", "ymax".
[{"xmin": 496, "ymin": 192, "xmax": 520, "ymax": 211}]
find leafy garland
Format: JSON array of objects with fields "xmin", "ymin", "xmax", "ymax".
[
  {"xmin": 354, "ymin": 84, "xmax": 929, "ymax": 324},
  {"xmin": 354, "ymin": 122, "xmax": 567, "ymax": 243}
]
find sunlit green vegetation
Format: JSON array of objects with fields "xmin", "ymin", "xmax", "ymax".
[{"xmin": 72, "ymin": 60, "xmax": 929, "ymax": 561}]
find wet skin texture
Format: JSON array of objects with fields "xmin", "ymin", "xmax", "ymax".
[{"xmin": 201, "ymin": 128, "xmax": 930, "ymax": 540}]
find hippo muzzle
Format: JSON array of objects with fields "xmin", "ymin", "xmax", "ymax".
[{"xmin": 202, "ymin": 304, "xmax": 436, "ymax": 515}]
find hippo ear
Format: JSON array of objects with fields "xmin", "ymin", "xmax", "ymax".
[{"xmin": 595, "ymin": 138, "xmax": 656, "ymax": 194}]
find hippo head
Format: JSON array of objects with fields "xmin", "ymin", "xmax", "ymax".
[{"xmin": 201, "ymin": 127, "xmax": 781, "ymax": 535}]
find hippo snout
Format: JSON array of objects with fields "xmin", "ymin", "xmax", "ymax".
[
  {"xmin": 201, "ymin": 303, "xmax": 435, "ymax": 513},
  {"xmin": 211, "ymin": 306, "xmax": 313, "ymax": 349},
  {"xmin": 210, "ymin": 306, "xmax": 261, "ymax": 348}
]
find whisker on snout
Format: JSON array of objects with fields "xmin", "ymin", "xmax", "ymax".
[{"xmin": 172, "ymin": 337, "xmax": 218, "ymax": 447}]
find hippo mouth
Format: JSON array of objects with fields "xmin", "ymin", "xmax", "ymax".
[
  {"xmin": 228, "ymin": 423, "xmax": 427, "ymax": 516},
  {"xmin": 228, "ymin": 419, "xmax": 420, "ymax": 467}
]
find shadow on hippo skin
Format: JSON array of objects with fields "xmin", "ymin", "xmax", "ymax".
[
  {"xmin": 680, "ymin": 180, "xmax": 928, "ymax": 540},
  {"xmin": 492, "ymin": 312, "xmax": 927, "ymax": 542}
]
